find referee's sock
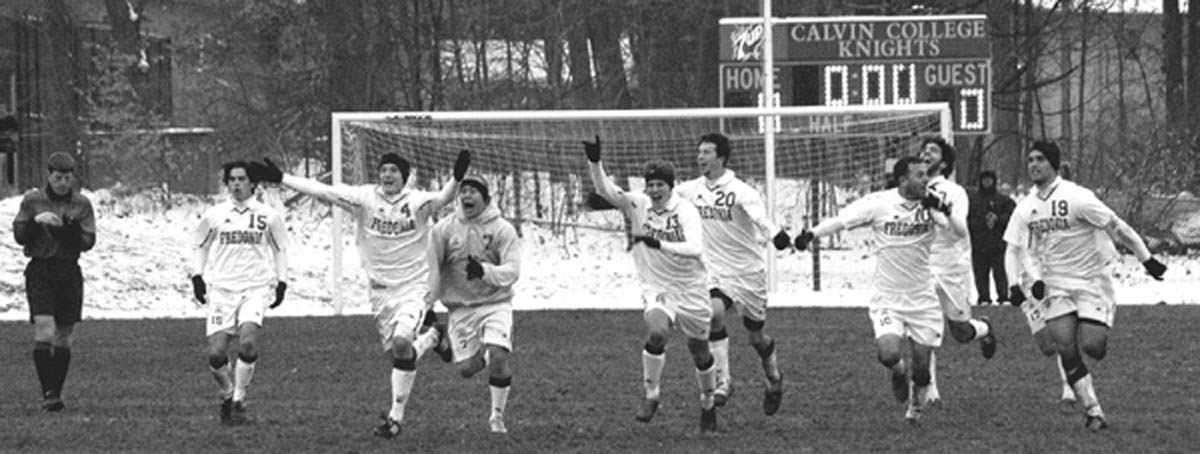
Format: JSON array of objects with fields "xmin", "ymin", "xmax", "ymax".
[
  {"xmin": 33, "ymin": 342, "xmax": 54, "ymax": 398},
  {"xmin": 50, "ymin": 347, "xmax": 71, "ymax": 397}
]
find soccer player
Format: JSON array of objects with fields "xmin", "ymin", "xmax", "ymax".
[
  {"xmin": 918, "ymin": 138, "xmax": 997, "ymax": 404},
  {"xmin": 250, "ymin": 150, "xmax": 470, "ymax": 438},
  {"xmin": 793, "ymin": 156, "xmax": 950, "ymax": 424},
  {"xmin": 12, "ymin": 152, "xmax": 96, "ymax": 412},
  {"xmin": 425, "ymin": 175, "xmax": 521, "ymax": 434},
  {"xmin": 673, "ymin": 133, "xmax": 789, "ymax": 414},
  {"xmin": 1002, "ymin": 141, "xmax": 1166, "ymax": 431},
  {"xmin": 190, "ymin": 161, "xmax": 290, "ymax": 424},
  {"xmin": 583, "ymin": 136, "xmax": 719, "ymax": 434}
]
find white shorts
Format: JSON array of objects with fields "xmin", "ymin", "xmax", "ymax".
[
  {"xmin": 933, "ymin": 271, "xmax": 974, "ymax": 322},
  {"xmin": 447, "ymin": 302, "xmax": 513, "ymax": 363},
  {"xmin": 1021, "ymin": 296, "xmax": 1051, "ymax": 334},
  {"xmin": 868, "ymin": 291, "xmax": 944, "ymax": 347},
  {"xmin": 371, "ymin": 283, "xmax": 431, "ymax": 350},
  {"xmin": 643, "ymin": 287, "xmax": 712, "ymax": 341},
  {"xmin": 1041, "ymin": 273, "xmax": 1117, "ymax": 328},
  {"xmin": 206, "ymin": 285, "xmax": 273, "ymax": 337},
  {"xmin": 710, "ymin": 272, "xmax": 769, "ymax": 322}
]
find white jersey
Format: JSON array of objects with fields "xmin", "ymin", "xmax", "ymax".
[
  {"xmin": 589, "ymin": 163, "xmax": 706, "ymax": 292},
  {"xmin": 195, "ymin": 198, "xmax": 288, "ymax": 291},
  {"xmin": 331, "ymin": 185, "xmax": 441, "ymax": 288},
  {"xmin": 1003, "ymin": 177, "xmax": 1119, "ymax": 281},
  {"xmin": 674, "ymin": 171, "xmax": 777, "ymax": 277},
  {"xmin": 836, "ymin": 189, "xmax": 939, "ymax": 297},
  {"xmin": 926, "ymin": 175, "xmax": 972, "ymax": 273}
]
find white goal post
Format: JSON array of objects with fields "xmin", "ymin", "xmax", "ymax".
[{"xmin": 328, "ymin": 103, "xmax": 952, "ymax": 314}]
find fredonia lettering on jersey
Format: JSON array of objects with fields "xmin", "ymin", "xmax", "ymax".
[
  {"xmin": 1028, "ymin": 217, "xmax": 1070, "ymax": 235},
  {"xmin": 882, "ymin": 220, "xmax": 932, "ymax": 236},
  {"xmin": 641, "ymin": 225, "xmax": 686, "ymax": 242},
  {"xmin": 369, "ymin": 216, "xmax": 417, "ymax": 235},
  {"xmin": 697, "ymin": 205, "xmax": 733, "ymax": 221},
  {"xmin": 220, "ymin": 230, "xmax": 265, "ymax": 245}
]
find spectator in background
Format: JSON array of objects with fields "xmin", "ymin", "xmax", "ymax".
[{"xmin": 968, "ymin": 171, "xmax": 1015, "ymax": 305}]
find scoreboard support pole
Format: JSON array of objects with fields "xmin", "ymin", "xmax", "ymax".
[{"xmin": 761, "ymin": 0, "xmax": 779, "ymax": 293}]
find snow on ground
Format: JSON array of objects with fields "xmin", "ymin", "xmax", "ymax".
[{"xmin": 1, "ymin": 188, "xmax": 1197, "ymax": 322}]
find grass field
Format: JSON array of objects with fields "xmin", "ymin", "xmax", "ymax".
[{"xmin": 1, "ymin": 306, "xmax": 1197, "ymax": 454}]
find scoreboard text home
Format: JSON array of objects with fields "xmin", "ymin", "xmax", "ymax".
[{"xmin": 719, "ymin": 15, "xmax": 992, "ymax": 135}]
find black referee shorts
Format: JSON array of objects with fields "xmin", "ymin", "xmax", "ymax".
[{"xmin": 25, "ymin": 259, "xmax": 84, "ymax": 325}]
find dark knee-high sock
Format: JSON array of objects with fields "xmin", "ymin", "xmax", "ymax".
[
  {"xmin": 51, "ymin": 348, "xmax": 71, "ymax": 396},
  {"xmin": 33, "ymin": 342, "xmax": 54, "ymax": 397}
]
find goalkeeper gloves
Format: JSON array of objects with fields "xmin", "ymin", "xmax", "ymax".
[
  {"xmin": 1008, "ymin": 285, "xmax": 1025, "ymax": 307},
  {"xmin": 921, "ymin": 194, "xmax": 950, "ymax": 215},
  {"xmin": 772, "ymin": 230, "xmax": 791, "ymax": 251},
  {"xmin": 251, "ymin": 158, "xmax": 284, "ymax": 184},
  {"xmin": 1030, "ymin": 280, "xmax": 1046, "ymax": 300},
  {"xmin": 631, "ymin": 235, "xmax": 661, "ymax": 249},
  {"xmin": 793, "ymin": 230, "xmax": 815, "ymax": 251},
  {"xmin": 191, "ymin": 275, "xmax": 207, "ymax": 305},
  {"xmin": 453, "ymin": 149, "xmax": 471, "ymax": 181},
  {"xmin": 466, "ymin": 256, "xmax": 485, "ymax": 280},
  {"xmin": 271, "ymin": 281, "xmax": 287, "ymax": 309},
  {"xmin": 583, "ymin": 135, "xmax": 602, "ymax": 163},
  {"xmin": 1143, "ymin": 257, "xmax": 1166, "ymax": 280}
]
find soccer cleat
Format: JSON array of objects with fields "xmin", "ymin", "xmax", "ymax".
[
  {"xmin": 763, "ymin": 376, "xmax": 783, "ymax": 416},
  {"xmin": 979, "ymin": 316, "xmax": 998, "ymax": 360},
  {"xmin": 489, "ymin": 416, "xmax": 508, "ymax": 434},
  {"xmin": 41, "ymin": 396, "xmax": 65, "ymax": 412},
  {"xmin": 219, "ymin": 397, "xmax": 234, "ymax": 424},
  {"xmin": 373, "ymin": 415, "xmax": 402, "ymax": 439},
  {"xmin": 432, "ymin": 322, "xmax": 453, "ymax": 363},
  {"xmin": 699, "ymin": 406, "xmax": 718, "ymax": 434},
  {"xmin": 923, "ymin": 386, "xmax": 942, "ymax": 406},
  {"xmin": 713, "ymin": 385, "xmax": 732, "ymax": 407},
  {"xmin": 229, "ymin": 401, "xmax": 248, "ymax": 424},
  {"xmin": 634, "ymin": 398, "xmax": 660, "ymax": 423},
  {"xmin": 1085, "ymin": 414, "xmax": 1109, "ymax": 432},
  {"xmin": 890, "ymin": 367, "xmax": 910, "ymax": 404},
  {"xmin": 905, "ymin": 386, "xmax": 928, "ymax": 425}
]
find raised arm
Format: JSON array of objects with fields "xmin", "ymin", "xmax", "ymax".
[
  {"xmin": 430, "ymin": 149, "xmax": 473, "ymax": 209},
  {"xmin": 584, "ymin": 136, "xmax": 632, "ymax": 211}
]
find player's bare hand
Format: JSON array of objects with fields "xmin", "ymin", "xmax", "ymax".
[
  {"xmin": 583, "ymin": 135, "xmax": 602, "ymax": 163},
  {"xmin": 453, "ymin": 150, "xmax": 471, "ymax": 181},
  {"xmin": 191, "ymin": 275, "xmax": 208, "ymax": 305},
  {"xmin": 466, "ymin": 256, "xmax": 485, "ymax": 279},
  {"xmin": 34, "ymin": 212, "xmax": 63, "ymax": 227},
  {"xmin": 271, "ymin": 281, "xmax": 287, "ymax": 308},
  {"xmin": 1143, "ymin": 257, "xmax": 1167, "ymax": 280}
]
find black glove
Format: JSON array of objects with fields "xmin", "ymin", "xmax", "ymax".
[
  {"xmin": 1009, "ymin": 285, "xmax": 1026, "ymax": 307},
  {"xmin": 583, "ymin": 135, "xmax": 602, "ymax": 163},
  {"xmin": 466, "ymin": 256, "xmax": 485, "ymax": 280},
  {"xmin": 921, "ymin": 194, "xmax": 950, "ymax": 215},
  {"xmin": 191, "ymin": 275, "xmax": 207, "ymax": 305},
  {"xmin": 772, "ymin": 230, "xmax": 791, "ymax": 251},
  {"xmin": 793, "ymin": 230, "xmax": 815, "ymax": 251},
  {"xmin": 271, "ymin": 281, "xmax": 287, "ymax": 309},
  {"xmin": 250, "ymin": 158, "xmax": 284, "ymax": 183},
  {"xmin": 631, "ymin": 235, "xmax": 661, "ymax": 249},
  {"xmin": 1143, "ymin": 258, "xmax": 1166, "ymax": 280},
  {"xmin": 453, "ymin": 149, "xmax": 471, "ymax": 181},
  {"xmin": 1030, "ymin": 280, "xmax": 1046, "ymax": 300}
]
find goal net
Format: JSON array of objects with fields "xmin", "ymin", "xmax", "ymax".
[{"xmin": 326, "ymin": 104, "xmax": 951, "ymax": 313}]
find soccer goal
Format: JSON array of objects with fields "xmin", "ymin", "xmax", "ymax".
[{"xmin": 328, "ymin": 104, "xmax": 951, "ymax": 314}]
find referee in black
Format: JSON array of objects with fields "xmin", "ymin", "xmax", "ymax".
[{"xmin": 12, "ymin": 152, "xmax": 96, "ymax": 412}]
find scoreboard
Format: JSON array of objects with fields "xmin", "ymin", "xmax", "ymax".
[{"xmin": 719, "ymin": 15, "xmax": 992, "ymax": 134}]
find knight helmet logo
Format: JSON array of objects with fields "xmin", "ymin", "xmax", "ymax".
[{"xmin": 730, "ymin": 24, "xmax": 765, "ymax": 61}]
